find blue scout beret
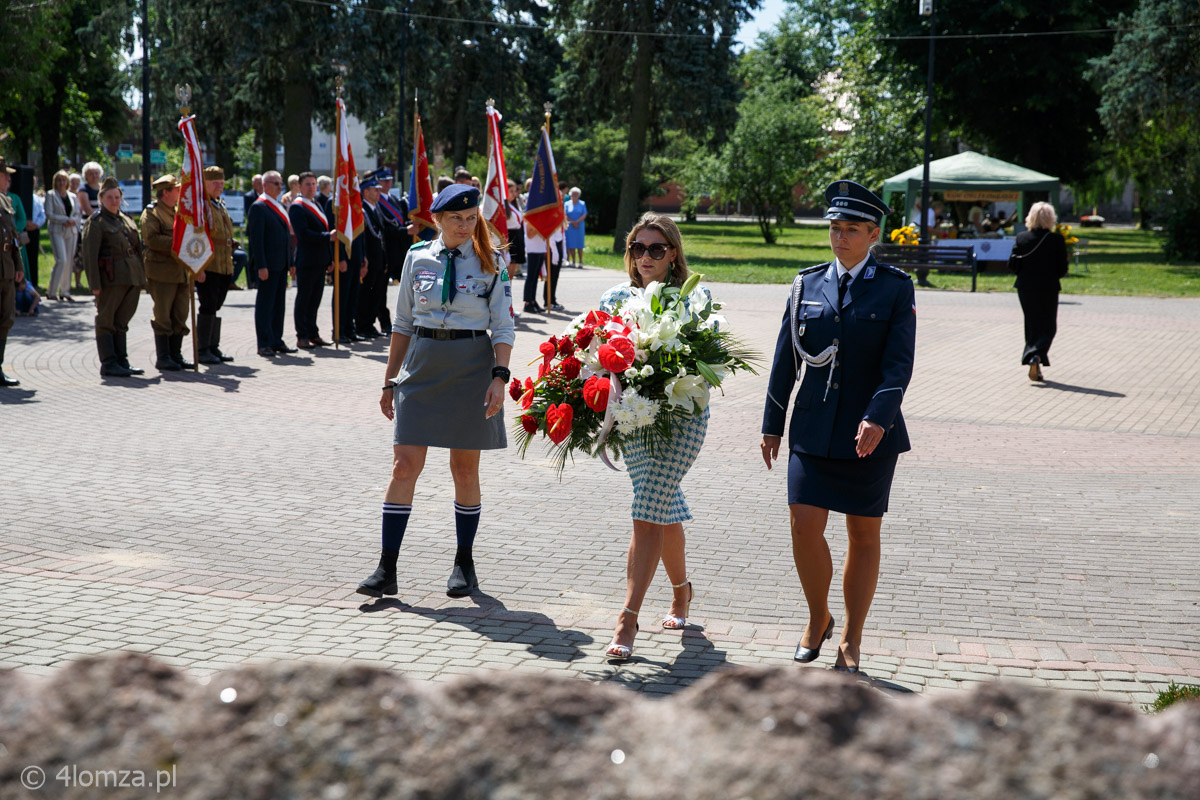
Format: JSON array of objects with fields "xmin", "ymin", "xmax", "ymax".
[
  {"xmin": 430, "ymin": 184, "xmax": 480, "ymax": 213},
  {"xmin": 359, "ymin": 175, "xmax": 381, "ymax": 190},
  {"xmin": 824, "ymin": 180, "xmax": 892, "ymax": 225}
]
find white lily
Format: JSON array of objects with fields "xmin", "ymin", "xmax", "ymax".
[{"xmin": 664, "ymin": 373, "xmax": 710, "ymax": 412}]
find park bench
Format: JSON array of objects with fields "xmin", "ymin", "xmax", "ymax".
[{"xmin": 875, "ymin": 244, "xmax": 979, "ymax": 291}]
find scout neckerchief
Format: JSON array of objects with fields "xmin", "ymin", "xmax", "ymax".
[
  {"xmin": 295, "ymin": 196, "xmax": 328, "ymax": 229},
  {"xmin": 255, "ymin": 192, "xmax": 293, "ymax": 233}
]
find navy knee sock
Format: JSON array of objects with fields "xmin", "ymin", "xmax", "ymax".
[
  {"xmin": 381, "ymin": 502, "xmax": 411, "ymax": 551},
  {"xmin": 453, "ymin": 502, "xmax": 481, "ymax": 549}
]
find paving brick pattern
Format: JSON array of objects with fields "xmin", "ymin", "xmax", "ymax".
[{"xmin": 2, "ymin": 270, "xmax": 1198, "ymax": 707}]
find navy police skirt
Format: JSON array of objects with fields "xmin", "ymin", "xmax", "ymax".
[{"xmin": 787, "ymin": 451, "xmax": 899, "ymax": 518}]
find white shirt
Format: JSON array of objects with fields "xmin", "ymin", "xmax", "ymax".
[{"xmin": 835, "ymin": 255, "xmax": 870, "ymax": 284}]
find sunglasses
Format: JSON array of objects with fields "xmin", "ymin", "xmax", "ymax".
[{"xmin": 628, "ymin": 242, "xmax": 670, "ymax": 260}]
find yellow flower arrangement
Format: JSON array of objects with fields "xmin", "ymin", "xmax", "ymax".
[
  {"xmin": 1054, "ymin": 223, "xmax": 1079, "ymax": 255},
  {"xmin": 889, "ymin": 225, "xmax": 920, "ymax": 246}
]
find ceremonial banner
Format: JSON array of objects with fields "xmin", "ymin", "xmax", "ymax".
[
  {"xmin": 171, "ymin": 115, "xmax": 214, "ymax": 273},
  {"xmin": 482, "ymin": 104, "xmax": 509, "ymax": 242},
  {"xmin": 408, "ymin": 115, "xmax": 436, "ymax": 238},
  {"xmin": 333, "ymin": 96, "xmax": 364, "ymax": 246},
  {"xmin": 524, "ymin": 126, "xmax": 565, "ymax": 240}
]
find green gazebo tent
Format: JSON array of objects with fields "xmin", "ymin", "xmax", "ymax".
[{"xmin": 881, "ymin": 151, "xmax": 1060, "ymax": 232}]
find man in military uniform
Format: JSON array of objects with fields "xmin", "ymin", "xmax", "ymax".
[
  {"xmin": 139, "ymin": 174, "xmax": 194, "ymax": 371},
  {"xmin": 81, "ymin": 177, "xmax": 148, "ymax": 377},
  {"xmin": 0, "ymin": 157, "xmax": 21, "ymax": 386},
  {"xmin": 196, "ymin": 166, "xmax": 236, "ymax": 364},
  {"xmin": 355, "ymin": 174, "xmax": 388, "ymax": 338}
]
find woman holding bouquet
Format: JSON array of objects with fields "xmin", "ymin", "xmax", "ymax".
[
  {"xmin": 356, "ymin": 184, "xmax": 514, "ymax": 600},
  {"xmin": 761, "ymin": 180, "xmax": 916, "ymax": 675},
  {"xmin": 599, "ymin": 213, "xmax": 709, "ymax": 660}
]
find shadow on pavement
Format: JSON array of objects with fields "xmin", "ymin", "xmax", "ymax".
[
  {"xmin": 310, "ymin": 347, "xmax": 353, "ymax": 360},
  {"xmin": 161, "ymin": 366, "xmax": 256, "ymax": 392},
  {"xmin": 0, "ymin": 387, "xmax": 37, "ymax": 404},
  {"xmin": 1034, "ymin": 381, "xmax": 1125, "ymax": 397},
  {"xmin": 357, "ymin": 591, "xmax": 595, "ymax": 663},
  {"xmin": 583, "ymin": 626, "xmax": 732, "ymax": 696},
  {"xmin": 100, "ymin": 375, "xmax": 162, "ymax": 389}
]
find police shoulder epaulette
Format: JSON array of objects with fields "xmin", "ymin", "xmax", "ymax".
[
  {"xmin": 798, "ymin": 262, "xmax": 829, "ymax": 276},
  {"xmin": 411, "ymin": 240, "xmax": 432, "ymax": 250},
  {"xmin": 880, "ymin": 263, "xmax": 912, "ymax": 279}
]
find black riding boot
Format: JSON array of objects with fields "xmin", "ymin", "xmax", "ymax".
[
  {"xmin": 196, "ymin": 314, "xmax": 221, "ymax": 364},
  {"xmin": 211, "ymin": 317, "xmax": 234, "ymax": 361},
  {"xmin": 97, "ymin": 333, "xmax": 134, "ymax": 377},
  {"xmin": 356, "ymin": 549, "xmax": 399, "ymax": 598},
  {"xmin": 114, "ymin": 332, "xmax": 145, "ymax": 375},
  {"xmin": 169, "ymin": 333, "xmax": 194, "ymax": 369},
  {"xmin": 446, "ymin": 546, "xmax": 479, "ymax": 597},
  {"xmin": 155, "ymin": 335, "xmax": 181, "ymax": 371}
]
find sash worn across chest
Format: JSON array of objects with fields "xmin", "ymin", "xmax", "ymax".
[
  {"xmin": 295, "ymin": 197, "xmax": 328, "ymax": 229},
  {"xmin": 255, "ymin": 194, "xmax": 294, "ymax": 233}
]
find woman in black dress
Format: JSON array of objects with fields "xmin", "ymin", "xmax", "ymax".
[
  {"xmin": 1009, "ymin": 202, "xmax": 1069, "ymax": 381},
  {"xmin": 761, "ymin": 180, "xmax": 916, "ymax": 675}
]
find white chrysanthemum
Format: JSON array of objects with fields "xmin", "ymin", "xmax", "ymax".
[
  {"xmin": 613, "ymin": 387, "xmax": 660, "ymax": 430},
  {"xmin": 640, "ymin": 364, "xmax": 654, "ymax": 378},
  {"xmin": 664, "ymin": 374, "xmax": 711, "ymax": 412}
]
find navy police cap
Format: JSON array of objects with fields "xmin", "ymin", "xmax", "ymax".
[
  {"xmin": 359, "ymin": 175, "xmax": 381, "ymax": 190},
  {"xmin": 430, "ymin": 184, "xmax": 480, "ymax": 213},
  {"xmin": 365, "ymin": 167, "xmax": 393, "ymax": 183},
  {"xmin": 824, "ymin": 180, "xmax": 892, "ymax": 225}
]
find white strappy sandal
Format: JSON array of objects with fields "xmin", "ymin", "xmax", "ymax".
[
  {"xmin": 661, "ymin": 579, "xmax": 694, "ymax": 630},
  {"xmin": 604, "ymin": 608, "xmax": 639, "ymax": 661}
]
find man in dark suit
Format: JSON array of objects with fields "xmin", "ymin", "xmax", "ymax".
[
  {"xmin": 355, "ymin": 174, "xmax": 388, "ymax": 338},
  {"xmin": 373, "ymin": 168, "xmax": 411, "ymax": 283},
  {"xmin": 288, "ymin": 172, "xmax": 334, "ymax": 349},
  {"xmin": 325, "ymin": 192, "xmax": 366, "ymax": 344},
  {"xmin": 246, "ymin": 170, "xmax": 296, "ymax": 357}
]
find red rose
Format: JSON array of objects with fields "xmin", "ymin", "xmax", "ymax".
[
  {"xmin": 520, "ymin": 414, "xmax": 538, "ymax": 434},
  {"xmin": 582, "ymin": 375, "xmax": 610, "ymax": 412},
  {"xmin": 598, "ymin": 336, "xmax": 636, "ymax": 373},
  {"xmin": 557, "ymin": 337, "xmax": 574, "ymax": 357},
  {"xmin": 575, "ymin": 326, "xmax": 595, "ymax": 350},
  {"xmin": 508, "ymin": 378, "xmax": 523, "ymax": 402},
  {"xmin": 585, "ymin": 310, "xmax": 611, "ymax": 327},
  {"xmin": 545, "ymin": 403, "xmax": 574, "ymax": 445},
  {"xmin": 560, "ymin": 356, "xmax": 582, "ymax": 380},
  {"xmin": 518, "ymin": 378, "xmax": 535, "ymax": 410}
]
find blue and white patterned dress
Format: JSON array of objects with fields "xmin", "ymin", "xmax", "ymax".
[{"xmin": 600, "ymin": 282, "xmax": 710, "ymax": 525}]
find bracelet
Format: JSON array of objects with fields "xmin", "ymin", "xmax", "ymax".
[
  {"xmin": 491, "ymin": 366, "xmax": 511, "ymax": 383},
  {"xmin": 381, "ymin": 384, "xmax": 395, "ymax": 391}
]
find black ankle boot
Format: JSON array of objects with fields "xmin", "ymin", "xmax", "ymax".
[
  {"xmin": 356, "ymin": 548, "xmax": 399, "ymax": 598},
  {"xmin": 446, "ymin": 546, "xmax": 478, "ymax": 597}
]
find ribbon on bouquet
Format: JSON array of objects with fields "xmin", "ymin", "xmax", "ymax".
[{"xmin": 594, "ymin": 369, "xmax": 624, "ymax": 472}]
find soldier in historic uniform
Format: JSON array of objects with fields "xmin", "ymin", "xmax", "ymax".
[
  {"xmin": 0, "ymin": 157, "xmax": 21, "ymax": 386},
  {"xmin": 139, "ymin": 174, "xmax": 194, "ymax": 371},
  {"xmin": 196, "ymin": 166, "xmax": 236, "ymax": 364},
  {"xmin": 761, "ymin": 180, "xmax": 916, "ymax": 676},
  {"xmin": 81, "ymin": 177, "xmax": 148, "ymax": 378}
]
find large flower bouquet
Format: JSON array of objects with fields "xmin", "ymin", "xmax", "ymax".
[{"xmin": 510, "ymin": 274, "xmax": 757, "ymax": 471}]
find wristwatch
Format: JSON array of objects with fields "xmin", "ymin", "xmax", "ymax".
[{"xmin": 491, "ymin": 366, "xmax": 511, "ymax": 383}]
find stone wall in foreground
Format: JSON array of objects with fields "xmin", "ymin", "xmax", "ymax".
[{"xmin": 1, "ymin": 654, "xmax": 1197, "ymax": 799}]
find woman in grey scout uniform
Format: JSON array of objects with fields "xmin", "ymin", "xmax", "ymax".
[
  {"xmin": 761, "ymin": 180, "xmax": 916, "ymax": 676},
  {"xmin": 357, "ymin": 184, "xmax": 515, "ymax": 600},
  {"xmin": 81, "ymin": 177, "xmax": 148, "ymax": 378}
]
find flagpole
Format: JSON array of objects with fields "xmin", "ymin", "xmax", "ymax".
[
  {"xmin": 176, "ymin": 84, "xmax": 202, "ymax": 372},
  {"xmin": 333, "ymin": 74, "xmax": 343, "ymax": 350},
  {"xmin": 411, "ymin": 90, "xmax": 420, "ymax": 246},
  {"xmin": 544, "ymin": 101, "xmax": 553, "ymax": 314}
]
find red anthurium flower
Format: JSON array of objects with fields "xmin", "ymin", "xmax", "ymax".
[
  {"xmin": 538, "ymin": 339, "xmax": 557, "ymax": 371},
  {"xmin": 518, "ymin": 378, "xmax": 535, "ymax": 410},
  {"xmin": 598, "ymin": 336, "xmax": 636, "ymax": 373},
  {"xmin": 582, "ymin": 375, "xmax": 610, "ymax": 412},
  {"xmin": 545, "ymin": 403, "xmax": 574, "ymax": 444},
  {"xmin": 520, "ymin": 414, "xmax": 538, "ymax": 434},
  {"xmin": 575, "ymin": 326, "xmax": 595, "ymax": 350},
  {"xmin": 557, "ymin": 337, "xmax": 574, "ymax": 357},
  {"xmin": 560, "ymin": 356, "xmax": 582, "ymax": 380},
  {"xmin": 585, "ymin": 310, "xmax": 611, "ymax": 327},
  {"xmin": 508, "ymin": 378, "xmax": 523, "ymax": 402}
]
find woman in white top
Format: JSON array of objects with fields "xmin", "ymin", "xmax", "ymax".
[{"xmin": 44, "ymin": 170, "xmax": 82, "ymax": 301}]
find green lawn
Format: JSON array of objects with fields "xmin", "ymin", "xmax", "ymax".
[{"xmin": 586, "ymin": 222, "xmax": 1200, "ymax": 297}]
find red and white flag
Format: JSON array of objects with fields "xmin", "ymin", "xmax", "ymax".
[
  {"xmin": 172, "ymin": 114, "xmax": 214, "ymax": 273},
  {"xmin": 333, "ymin": 96, "xmax": 364, "ymax": 246},
  {"xmin": 482, "ymin": 103, "xmax": 509, "ymax": 242}
]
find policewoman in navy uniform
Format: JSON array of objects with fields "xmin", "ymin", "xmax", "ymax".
[
  {"xmin": 357, "ymin": 184, "xmax": 515, "ymax": 600},
  {"xmin": 761, "ymin": 180, "xmax": 916, "ymax": 675}
]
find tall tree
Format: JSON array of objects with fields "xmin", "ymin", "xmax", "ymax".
[{"xmin": 555, "ymin": 0, "xmax": 757, "ymax": 250}]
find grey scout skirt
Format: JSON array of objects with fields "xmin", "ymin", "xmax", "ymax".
[{"xmin": 392, "ymin": 334, "xmax": 507, "ymax": 450}]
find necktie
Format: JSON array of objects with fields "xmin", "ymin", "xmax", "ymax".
[
  {"xmin": 442, "ymin": 248, "xmax": 460, "ymax": 305},
  {"xmin": 838, "ymin": 272, "xmax": 851, "ymax": 310}
]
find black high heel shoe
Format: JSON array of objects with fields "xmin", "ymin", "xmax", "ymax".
[{"xmin": 793, "ymin": 615, "xmax": 835, "ymax": 663}]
